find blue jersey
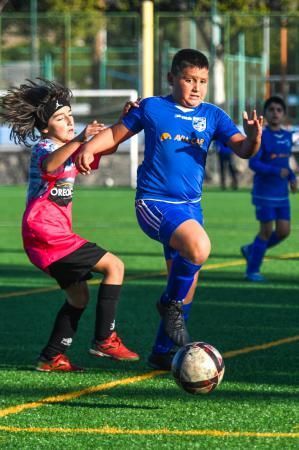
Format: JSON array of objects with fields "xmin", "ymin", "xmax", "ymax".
[
  {"xmin": 122, "ymin": 95, "xmax": 239, "ymax": 202},
  {"xmin": 249, "ymin": 126, "xmax": 296, "ymax": 206}
]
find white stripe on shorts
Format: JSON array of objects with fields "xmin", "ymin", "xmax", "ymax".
[{"xmin": 136, "ymin": 200, "xmax": 161, "ymax": 231}]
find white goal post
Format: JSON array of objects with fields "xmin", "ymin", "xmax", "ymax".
[{"xmin": 72, "ymin": 89, "xmax": 139, "ymax": 188}]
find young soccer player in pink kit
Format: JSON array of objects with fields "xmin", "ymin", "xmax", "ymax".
[{"xmin": 0, "ymin": 78, "xmax": 139, "ymax": 371}]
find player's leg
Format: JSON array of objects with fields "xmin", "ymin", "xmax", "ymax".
[
  {"xmin": 36, "ymin": 280, "xmax": 88, "ymax": 372},
  {"xmin": 244, "ymin": 220, "xmax": 272, "ymax": 281},
  {"xmin": 218, "ymin": 153, "xmax": 226, "ymax": 190},
  {"xmin": 267, "ymin": 204, "xmax": 291, "ymax": 248},
  {"xmin": 89, "ymin": 252, "xmax": 139, "ymax": 361},
  {"xmin": 228, "ymin": 154, "xmax": 238, "ymax": 190},
  {"xmin": 242, "ymin": 205, "xmax": 274, "ymax": 282},
  {"xmin": 149, "ymin": 254, "xmax": 199, "ymax": 370},
  {"xmin": 135, "ymin": 200, "xmax": 208, "ymax": 347},
  {"xmin": 37, "ymin": 243, "xmax": 106, "ymax": 371},
  {"xmin": 157, "ymin": 219, "xmax": 210, "ymax": 346}
]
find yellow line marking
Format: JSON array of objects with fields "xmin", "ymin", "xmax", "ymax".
[
  {"xmin": 0, "ymin": 425, "xmax": 298, "ymax": 438},
  {"xmin": 1, "ymin": 255, "xmax": 299, "ymax": 434},
  {"xmin": 0, "ymin": 371, "xmax": 165, "ymax": 418},
  {"xmin": 2, "ymin": 251, "xmax": 299, "ymax": 300},
  {"xmin": 1, "ymin": 334, "xmax": 298, "ymax": 419},
  {"xmin": 0, "ymin": 286, "xmax": 58, "ymax": 299},
  {"xmin": 204, "ymin": 260, "xmax": 246, "ymax": 270},
  {"xmin": 223, "ymin": 335, "xmax": 299, "ymax": 358}
]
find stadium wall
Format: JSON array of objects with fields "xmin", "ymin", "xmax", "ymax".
[{"xmin": 0, "ymin": 147, "xmax": 254, "ymax": 188}]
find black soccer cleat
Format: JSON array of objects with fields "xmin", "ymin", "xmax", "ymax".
[
  {"xmin": 148, "ymin": 349, "xmax": 177, "ymax": 371},
  {"xmin": 156, "ymin": 299, "xmax": 189, "ymax": 347}
]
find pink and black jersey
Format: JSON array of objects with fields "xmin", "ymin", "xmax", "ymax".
[{"xmin": 22, "ymin": 139, "xmax": 100, "ymax": 271}]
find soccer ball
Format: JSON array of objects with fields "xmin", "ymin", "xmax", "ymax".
[{"xmin": 171, "ymin": 341, "xmax": 225, "ymax": 395}]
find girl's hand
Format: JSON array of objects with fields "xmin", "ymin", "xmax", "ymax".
[
  {"xmin": 78, "ymin": 120, "xmax": 106, "ymax": 142},
  {"xmin": 118, "ymin": 97, "xmax": 141, "ymax": 122}
]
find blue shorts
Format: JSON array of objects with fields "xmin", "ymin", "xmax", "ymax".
[
  {"xmin": 135, "ymin": 199, "xmax": 203, "ymax": 260},
  {"xmin": 255, "ymin": 203, "xmax": 290, "ymax": 222}
]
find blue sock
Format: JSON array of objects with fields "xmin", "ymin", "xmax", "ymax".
[
  {"xmin": 267, "ymin": 231, "xmax": 281, "ymax": 249},
  {"xmin": 153, "ymin": 301, "xmax": 193, "ymax": 354},
  {"xmin": 160, "ymin": 254, "xmax": 201, "ymax": 304},
  {"xmin": 247, "ymin": 236, "xmax": 268, "ymax": 274}
]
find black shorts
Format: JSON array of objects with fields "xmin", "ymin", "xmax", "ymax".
[{"xmin": 48, "ymin": 242, "xmax": 107, "ymax": 289}]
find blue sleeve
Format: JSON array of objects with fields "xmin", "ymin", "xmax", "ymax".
[
  {"xmin": 214, "ymin": 109, "xmax": 240, "ymax": 144},
  {"xmin": 249, "ymin": 149, "xmax": 281, "ymax": 176},
  {"xmin": 121, "ymin": 101, "xmax": 144, "ymax": 133}
]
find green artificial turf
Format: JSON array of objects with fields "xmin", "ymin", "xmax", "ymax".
[{"xmin": 0, "ymin": 186, "xmax": 298, "ymax": 449}]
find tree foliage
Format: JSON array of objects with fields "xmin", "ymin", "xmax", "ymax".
[{"xmin": 2, "ymin": 0, "xmax": 299, "ymax": 13}]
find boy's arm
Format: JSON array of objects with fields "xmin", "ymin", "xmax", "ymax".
[
  {"xmin": 76, "ymin": 122, "xmax": 135, "ymax": 174},
  {"xmin": 228, "ymin": 110, "xmax": 263, "ymax": 159},
  {"xmin": 249, "ymin": 153, "xmax": 282, "ymax": 176}
]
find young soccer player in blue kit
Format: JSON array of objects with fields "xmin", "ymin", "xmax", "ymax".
[
  {"xmin": 241, "ymin": 96, "xmax": 298, "ymax": 282},
  {"xmin": 76, "ymin": 49, "xmax": 263, "ymax": 369}
]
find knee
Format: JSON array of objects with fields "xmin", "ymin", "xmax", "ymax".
[
  {"xmin": 103, "ymin": 255, "xmax": 124, "ymax": 282},
  {"xmin": 184, "ymin": 238, "xmax": 211, "ymax": 265},
  {"xmin": 114, "ymin": 257, "xmax": 125, "ymax": 280},
  {"xmin": 66, "ymin": 282, "xmax": 90, "ymax": 308}
]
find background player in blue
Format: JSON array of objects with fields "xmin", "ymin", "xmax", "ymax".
[
  {"xmin": 76, "ymin": 48, "xmax": 263, "ymax": 369},
  {"xmin": 241, "ymin": 96, "xmax": 298, "ymax": 282}
]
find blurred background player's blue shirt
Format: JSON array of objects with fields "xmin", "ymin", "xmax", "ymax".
[
  {"xmin": 122, "ymin": 95, "xmax": 239, "ymax": 202},
  {"xmin": 215, "ymin": 140, "xmax": 233, "ymax": 155},
  {"xmin": 249, "ymin": 126, "xmax": 296, "ymax": 206}
]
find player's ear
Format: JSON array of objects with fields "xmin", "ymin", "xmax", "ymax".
[
  {"xmin": 41, "ymin": 127, "xmax": 48, "ymax": 134},
  {"xmin": 167, "ymin": 72, "xmax": 174, "ymax": 86}
]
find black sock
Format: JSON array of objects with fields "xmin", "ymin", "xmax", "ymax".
[
  {"xmin": 41, "ymin": 301, "xmax": 85, "ymax": 360},
  {"xmin": 94, "ymin": 284, "xmax": 121, "ymax": 341}
]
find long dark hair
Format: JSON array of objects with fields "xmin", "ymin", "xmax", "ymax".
[{"xmin": 0, "ymin": 78, "xmax": 72, "ymax": 146}]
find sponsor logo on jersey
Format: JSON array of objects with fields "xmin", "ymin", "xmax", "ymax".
[
  {"xmin": 174, "ymin": 135, "xmax": 204, "ymax": 146},
  {"xmin": 160, "ymin": 131, "xmax": 204, "ymax": 147},
  {"xmin": 174, "ymin": 114, "xmax": 193, "ymax": 121},
  {"xmin": 192, "ymin": 117, "xmax": 206, "ymax": 132},
  {"xmin": 270, "ymin": 153, "xmax": 289, "ymax": 159},
  {"xmin": 160, "ymin": 132, "xmax": 172, "ymax": 141},
  {"xmin": 48, "ymin": 179, "xmax": 74, "ymax": 206}
]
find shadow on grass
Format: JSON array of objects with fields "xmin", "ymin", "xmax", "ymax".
[{"xmin": 0, "ymin": 267, "xmax": 298, "ymax": 390}]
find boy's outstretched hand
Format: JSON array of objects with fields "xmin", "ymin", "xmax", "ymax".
[
  {"xmin": 76, "ymin": 120, "xmax": 106, "ymax": 174},
  {"xmin": 243, "ymin": 110, "xmax": 263, "ymax": 143},
  {"xmin": 76, "ymin": 149, "xmax": 94, "ymax": 175}
]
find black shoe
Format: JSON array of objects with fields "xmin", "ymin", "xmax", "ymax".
[
  {"xmin": 148, "ymin": 349, "xmax": 177, "ymax": 371},
  {"xmin": 156, "ymin": 300, "xmax": 189, "ymax": 347}
]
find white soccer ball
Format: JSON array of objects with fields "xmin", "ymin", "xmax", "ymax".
[
  {"xmin": 171, "ymin": 341, "xmax": 225, "ymax": 395},
  {"xmin": 105, "ymin": 177, "xmax": 115, "ymax": 187}
]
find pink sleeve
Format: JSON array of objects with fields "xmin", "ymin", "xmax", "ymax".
[{"xmin": 89, "ymin": 154, "xmax": 101, "ymax": 170}]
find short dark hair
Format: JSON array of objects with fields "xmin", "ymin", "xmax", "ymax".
[
  {"xmin": 170, "ymin": 49, "xmax": 209, "ymax": 75},
  {"xmin": 263, "ymin": 96, "xmax": 286, "ymax": 114}
]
